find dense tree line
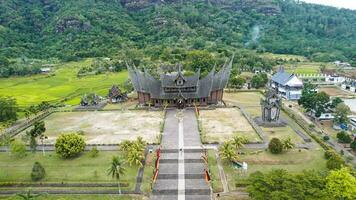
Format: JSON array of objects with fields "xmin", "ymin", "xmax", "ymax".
[
  {"xmin": 247, "ymin": 168, "xmax": 356, "ymax": 200},
  {"xmin": 0, "ymin": 0, "xmax": 355, "ymax": 67}
]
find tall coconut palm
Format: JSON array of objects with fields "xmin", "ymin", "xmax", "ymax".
[
  {"xmin": 219, "ymin": 141, "xmax": 238, "ymax": 162},
  {"xmin": 107, "ymin": 156, "xmax": 126, "ymax": 194}
]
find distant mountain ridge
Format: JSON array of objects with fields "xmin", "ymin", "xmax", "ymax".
[{"xmin": 0, "ymin": 0, "xmax": 355, "ymax": 65}]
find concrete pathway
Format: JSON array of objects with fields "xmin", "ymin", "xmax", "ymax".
[{"xmin": 151, "ymin": 109, "xmax": 211, "ymax": 200}]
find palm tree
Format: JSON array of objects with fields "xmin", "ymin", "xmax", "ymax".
[
  {"xmin": 282, "ymin": 137, "xmax": 295, "ymax": 151},
  {"xmin": 16, "ymin": 190, "xmax": 44, "ymax": 200},
  {"xmin": 135, "ymin": 136, "xmax": 146, "ymax": 152},
  {"xmin": 219, "ymin": 141, "xmax": 238, "ymax": 162},
  {"xmin": 127, "ymin": 149, "xmax": 144, "ymax": 167},
  {"xmin": 107, "ymin": 156, "xmax": 126, "ymax": 194},
  {"xmin": 231, "ymin": 135, "xmax": 247, "ymax": 150},
  {"xmin": 119, "ymin": 140, "xmax": 133, "ymax": 152}
]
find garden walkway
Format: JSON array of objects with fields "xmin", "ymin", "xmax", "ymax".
[{"xmin": 151, "ymin": 109, "xmax": 211, "ymax": 200}]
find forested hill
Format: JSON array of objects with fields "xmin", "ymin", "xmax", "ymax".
[{"xmin": 0, "ymin": 0, "xmax": 355, "ymax": 64}]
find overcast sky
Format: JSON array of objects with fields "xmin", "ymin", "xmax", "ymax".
[{"xmin": 301, "ymin": 0, "xmax": 356, "ymax": 10}]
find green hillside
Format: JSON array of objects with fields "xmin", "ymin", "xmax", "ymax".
[{"xmin": 0, "ymin": 0, "xmax": 355, "ymax": 65}]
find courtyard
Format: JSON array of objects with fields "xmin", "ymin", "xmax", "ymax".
[
  {"xmin": 200, "ymin": 108, "xmax": 262, "ymax": 143},
  {"xmin": 18, "ymin": 110, "xmax": 163, "ymax": 144}
]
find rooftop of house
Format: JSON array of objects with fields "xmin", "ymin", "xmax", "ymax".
[{"xmin": 272, "ymin": 69, "xmax": 303, "ymax": 87}]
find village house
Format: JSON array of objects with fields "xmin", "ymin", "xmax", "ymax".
[{"xmin": 270, "ymin": 69, "xmax": 303, "ymax": 100}]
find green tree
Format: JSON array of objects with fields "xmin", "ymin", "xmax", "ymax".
[
  {"xmin": 330, "ymin": 97, "xmax": 343, "ymax": 109},
  {"xmin": 251, "ymin": 73, "xmax": 268, "ymax": 89},
  {"xmin": 333, "ymin": 103, "xmax": 351, "ymax": 125},
  {"xmin": 107, "ymin": 156, "xmax": 126, "ymax": 194},
  {"xmin": 31, "ymin": 162, "xmax": 46, "ymax": 181},
  {"xmin": 336, "ymin": 131, "xmax": 352, "ymax": 144},
  {"xmin": 0, "ymin": 96, "xmax": 18, "ymax": 122},
  {"xmin": 230, "ymin": 76, "xmax": 246, "ymax": 89},
  {"xmin": 268, "ymin": 138, "xmax": 283, "ymax": 154},
  {"xmin": 27, "ymin": 121, "xmax": 46, "ymax": 153},
  {"xmin": 219, "ymin": 141, "xmax": 238, "ymax": 162},
  {"xmin": 298, "ymin": 83, "xmax": 317, "ymax": 113},
  {"xmin": 312, "ymin": 92, "xmax": 330, "ymax": 117},
  {"xmin": 185, "ymin": 50, "xmax": 215, "ymax": 73},
  {"xmin": 10, "ymin": 140, "xmax": 27, "ymax": 158},
  {"xmin": 325, "ymin": 167, "xmax": 356, "ymax": 199},
  {"xmin": 55, "ymin": 133, "xmax": 86, "ymax": 158}
]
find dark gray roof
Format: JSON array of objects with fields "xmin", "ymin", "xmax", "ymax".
[
  {"xmin": 271, "ymin": 69, "xmax": 295, "ymax": 85},
  {"xmin": 127, "ymin": 56, "xmax": 233, "ymax": 100}
]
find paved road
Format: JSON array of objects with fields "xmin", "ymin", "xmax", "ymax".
[{"xmin": 151, "ymin": 109, "xmax": 211, "ymax": 200}]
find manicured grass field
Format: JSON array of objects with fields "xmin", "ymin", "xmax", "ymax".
[
  {"xmin": 0, "ymin": 59, "xmax": 128, "ymax": 108},
  {"xmin": 222, "ymin": 148, "xmax": 327, "ymax": 191},
  {"xmin": 0, "ymin": 151, "xmax": 139, "ymax": 191}
]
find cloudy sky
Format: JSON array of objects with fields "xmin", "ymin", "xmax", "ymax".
[{"xmin": 301, "ymin": 0, "xmax": 356, "ymax": 10}]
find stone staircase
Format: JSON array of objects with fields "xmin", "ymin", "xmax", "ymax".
[{"xmin": 150, "ymin": 109, "xmax": 211, "ymax": 200}]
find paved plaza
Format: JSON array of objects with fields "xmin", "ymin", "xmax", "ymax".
[{"xmin": 151, "ymin": 109, "xmax": 211, "ymax": 200}]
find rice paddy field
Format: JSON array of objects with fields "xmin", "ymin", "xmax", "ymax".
[
  {"xmin": 0, "ymin": 59, "xmax": 128, "ymax": 108},
  {"xmin": 273, "ymin": 62, "xmax": 336, "ymax": 75}
]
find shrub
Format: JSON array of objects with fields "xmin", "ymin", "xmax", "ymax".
[
  {"xmin": 326, "ymin": 154, "xmax": 345, "ymax": 170},
  {"xmin": 31, "ymin": 162, "xmax": 45, "ymax": 181},
  {"xmin": 55, "ymin": 133, "xmax": 85, "ymax": 158},
  {"xmin": 268, "ymin": 138, "xmax": 283, "ymax": 154},
  {"xmin": 336, "ymin": 131, "xmax": 352, "ymax": 144},
  {"xmin": 323, "ymin": 135, "xmax": 330, "ymax": 141},
  {"xmin": 89, "ymin": 146, "xmax": 99, "ymax": 158},
  {"xmin": 10, "ymin": 140, "xmax": 26, "ymax": 158},
  {"xmin": 324, "ymin": 150, "xmax": 335, "ymax": 159},
  {"xmin": 351, "ymin": 140, "xmax": 356, "ymax": 152}
]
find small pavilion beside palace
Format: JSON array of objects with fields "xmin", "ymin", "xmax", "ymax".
[{"xmin": 127, "ymin": 57, "xmax": 233, "ymax": 108}]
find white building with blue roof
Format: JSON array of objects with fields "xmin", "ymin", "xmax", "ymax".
[{"xmin": 271, "ymin": 68, "xmax": 303, "ymax": 100}]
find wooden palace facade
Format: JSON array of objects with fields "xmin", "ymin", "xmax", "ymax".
[{"xmin": 127, "ymin": 57, "xmax": 233, "ymax": 108}]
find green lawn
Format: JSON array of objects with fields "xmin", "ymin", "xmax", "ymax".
[
  {"xmin": 0, "ymin": 194, "xmax": 145, "ymax": 200},
  {"xmin": 207, "ymin": 150, "xmax": 223, "ymax": 193},
  {"xmin": 0, "ymin": 151, "xmax": 139, "ymax": 191},
  {"xmin": 0, "ymin": 59, "xmax": 128, "ymax": 108},
  {"xmin": 222, "ymin": 148, "xmax": 327, "ymax": 191},
  {"xmin": 224, "ymin": 92, "xmax": 262, "ymax": 107},
  {"xmin": 140, "ymin": 152, "xmax": 156, "ymax": 194}
]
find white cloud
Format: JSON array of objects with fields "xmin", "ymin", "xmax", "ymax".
[{"xmin": 301, "ymin": 0, "xmax": 356, "ymax": 10}]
